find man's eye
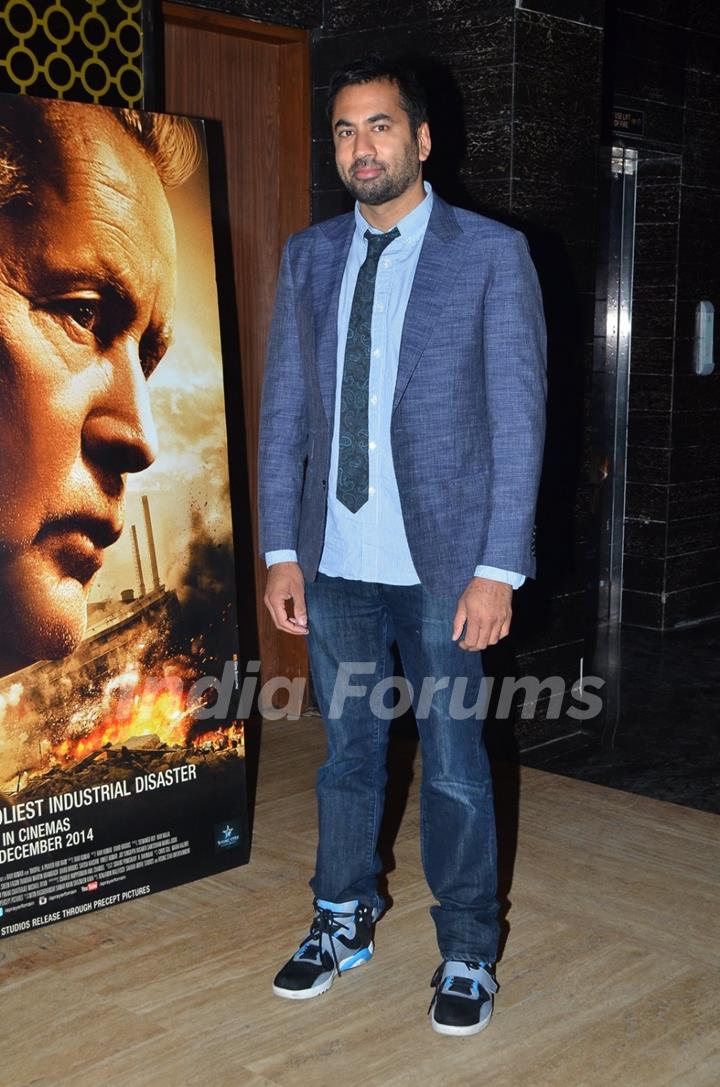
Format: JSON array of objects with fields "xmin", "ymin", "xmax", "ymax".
[
  {"xmin": 60, "ymin": 299, "xmax": 102, "ymax": 332},
  {"xmin": 43, "ymin": 296, "xmax": 105, "ymax": 341}
]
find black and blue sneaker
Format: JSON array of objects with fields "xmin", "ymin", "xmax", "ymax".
[
  {"xmin": 429, "ymin": 960, "xmax": 498, "ymax": 1035},
  {"xmin": 272, "ymin": 898, "xmax": 375, "ymax": 1000}
]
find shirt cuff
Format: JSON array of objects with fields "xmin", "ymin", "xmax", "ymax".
[
  {"xmin": 473, "ymin": 565, "xmax": 525, "ymax": 589},
  {"xmin": 265, "ymin": 549, "xmax": 298, "ymax": 567}
]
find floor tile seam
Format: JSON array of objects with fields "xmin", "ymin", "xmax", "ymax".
[
  {"xmin": 253, "ymin": 792, "xmax": 317, "ymax": 812},
  {"xmin": 4, "ymin": 1001, "xmax": 166, "ymax": 1072},
  {"xmin": 513, "ymin": 876, "xmax": 720, "ymax": 925},
  {"xmin": 0, "ymin": 964, "xmax": 57, "ymax": 993},
  {"xmin": 516, "ymin": 777, "xmax": 720, "ymax": 823},
  {"xmin": 515, "ymin": 804, "xmax": 720, "ymax": 834},
  {"xmin": 521, "ymin": 830, "xmax": 720, "ymax": 866},
  {"xmin": 19, "ymin": 1024, "xmax": 252, "ymax": 1087},
  {"xmin": 504, "ymin": 902, "xmax": 720, "ymax": 968},
  {"xmin": 513, "ymin": 829, "xmax": 720, "ymax": 869}
]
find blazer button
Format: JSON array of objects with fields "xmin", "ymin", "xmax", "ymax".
[{"xmin": 321, "ymin": 479, "xmax": 327, "ymax": 488}]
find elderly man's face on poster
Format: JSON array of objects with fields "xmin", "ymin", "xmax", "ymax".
[{"xmin": 0, "ymin": 103, "xmax": 177, "ymax": 677}]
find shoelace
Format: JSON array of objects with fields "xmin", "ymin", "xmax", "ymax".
[
  {"xmin": 297, "ymin": 905, "xmax": 358, "ymax": 980},
  {"xmin": 427, "ymin": 960, "xmax": 489, "ymax": 1015},
  {"xmin": 444, "ymin": 976, "xmax": 477, "ymax": 997}
]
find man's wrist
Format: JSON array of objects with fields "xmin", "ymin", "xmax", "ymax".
[
  {"xmin": 473, "ymin": 564, "xmax": 525, "ymax": 590},
  {"xmin": 265, "ymin": 549, "xmax": 299, "ymax": 568}
]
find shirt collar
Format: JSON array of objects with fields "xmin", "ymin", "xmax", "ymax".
[{"xmin": 354, "ymin": 181, "xmax": 434, "ymax": 246}]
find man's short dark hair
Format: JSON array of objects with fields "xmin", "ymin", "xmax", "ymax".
[{"xmin": 326, "ymin": 55, "xmax": 429, "ymax": 136}]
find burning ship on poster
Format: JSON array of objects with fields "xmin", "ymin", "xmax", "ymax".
[{"xmin": 0, "ymin": 493, "xmax": 244, "ymax": 807}]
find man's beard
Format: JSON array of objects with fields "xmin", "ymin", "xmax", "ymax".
[{"xmin": 340, "ymin": 140, "xmax": 421, "ymax": 206}]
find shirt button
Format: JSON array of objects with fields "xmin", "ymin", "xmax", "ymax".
[
  {"xmin": 376, "ymin": 302, "xmax": 385, "ymax": 312},
  {"xmin": 369, "ymin": 441, "xmax": 376, "ymax": 451},
  {"xmin": 370, "ymin": 394, "xmax": 378, "ymax": 405},
  {"xmin": 383, "ymin": 260, "xmax": 391, "ymax": 268},
  {"xmin": 369, "ymin": 486, "xmax": 376, "ymax": 496},
  {"xmin": 372, "ymin": 348, "xmax": 380, "ymax": 357}
]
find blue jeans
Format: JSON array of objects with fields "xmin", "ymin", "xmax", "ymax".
[{"xmin": 305, "ymin": 574, "xmax": 499, "ymax": 963}]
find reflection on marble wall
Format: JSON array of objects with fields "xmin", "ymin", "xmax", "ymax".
[
  {"xmin": 623, "ymin": 152, "xmax": 680, "ymax": 628},
  {"xmin": 612, "ymin": 0, "xmax": 720, "ymax": 628},
  {"xmin": 517, "ymin": 0, "xmax": 604, "ymax": 26}
]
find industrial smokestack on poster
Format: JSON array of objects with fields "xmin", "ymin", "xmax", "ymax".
[{"xmin": 0, "ymin": 92, "xmax": 248, "ymax": 938}]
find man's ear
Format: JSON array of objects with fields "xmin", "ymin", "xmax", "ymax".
[{"xmin": 417, "ymin": 121, "xmax": 431, "ymax": 163}]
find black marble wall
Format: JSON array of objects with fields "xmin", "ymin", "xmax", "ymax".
[
  {"xmin": 610, "ymin": 0, "xmax": 720, "ymax": 628},
  {"xmin": 172, "ymin": 0, "xmax": 322, "ymax": 28}
]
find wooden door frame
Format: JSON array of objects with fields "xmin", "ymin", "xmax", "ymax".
[
  {"xmin": 161, "ymin": 3, "xmax": 311, "ymax": 703},
  {"xmin": 162, "ymin": 3, "xmax": 310, "ymax": 241}
]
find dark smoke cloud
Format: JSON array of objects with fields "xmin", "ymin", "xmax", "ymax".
[{"xmin": 167, "ymin": 506, "xmax": 238, "ymax": 674}]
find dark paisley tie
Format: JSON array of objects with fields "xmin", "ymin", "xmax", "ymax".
[{"xmin": 336, "ymin": 227, "xmax": 399, "ymax": 513}]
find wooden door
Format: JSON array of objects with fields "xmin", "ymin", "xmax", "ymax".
[{"xmin": 162, "ymin": 4, "xmax": 310, "ymax": 703}]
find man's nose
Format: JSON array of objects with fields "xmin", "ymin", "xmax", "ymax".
[
  {"xmin": 353, "ymin": 129, "xmax": 376, "ymax": 159},
  {"xmin": 82, "ymin": 341, "xmax": 159, "ymax": 475}
]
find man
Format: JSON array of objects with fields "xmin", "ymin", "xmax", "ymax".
[
  {"xmin": 259, "ymin": 56, "xmax": 546, "ymax": 1035},
  {"xmin": 0, "ymin": 97, "xmax": 198, "ymax": 678}
]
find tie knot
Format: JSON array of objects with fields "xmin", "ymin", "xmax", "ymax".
[{"xmin": 364, "ymin": 227, "xmax": 399, "ymax": 260}]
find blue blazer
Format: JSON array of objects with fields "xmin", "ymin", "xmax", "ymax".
[{"xmin": 258, "ymin": 195, "xmax": 547, "ymax": 598}]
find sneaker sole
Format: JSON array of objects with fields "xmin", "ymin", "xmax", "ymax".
[
  {"xmin": 431, "ymin": 1004, "xmax": 493, "ymax": 1036},
  {"xmin": 272, "ymin": 942, "xmax": 373, "ymax": 1001}
]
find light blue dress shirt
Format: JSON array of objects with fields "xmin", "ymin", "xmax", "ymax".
[{"xmin": 266, "ymin": 182, "xmax": 524, "ymax": 590}]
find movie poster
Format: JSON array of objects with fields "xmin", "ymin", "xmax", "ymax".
[{"xmin": 0, "ymin": 94, "xmax": 248, "ymax": 938}]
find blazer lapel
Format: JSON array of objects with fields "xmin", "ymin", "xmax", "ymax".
[
  {"xmin": 313, "ymin": 213, "xmax": 354, "ymax": 422},
  {"xmin": 393, "ymin": 197, "xmax": 464, "ymax": 414}
]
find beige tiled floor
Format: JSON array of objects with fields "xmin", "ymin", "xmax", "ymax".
[{"xmin": 4, "ymin": 717, "xmax": 719, "ymax": 1086}]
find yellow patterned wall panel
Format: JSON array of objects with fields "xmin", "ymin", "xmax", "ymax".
[{"xmin": 0, "ymin": 1, "xmax": 146, "ymax": 107}]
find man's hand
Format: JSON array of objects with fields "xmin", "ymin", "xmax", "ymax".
[
  {"xmin": 263, "ymin": 561, "xmax": 309, "ymax": 636},
  {"xmin": 452, "ymin": 577, "xmax": 513, "ymax": 651}
]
